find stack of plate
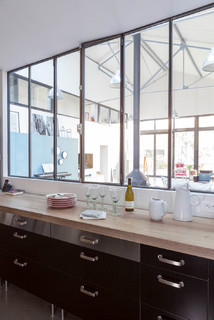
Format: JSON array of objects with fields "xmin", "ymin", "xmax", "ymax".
[{"xmin": 46, "ymin": 193, "xmax": 77, "ymax": 208}]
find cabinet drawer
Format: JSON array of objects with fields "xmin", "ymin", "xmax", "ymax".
[
  {"xmin": 11, "ymin": 215, "xmax": 50, "ymax": 236},
  {"xmin": 47, "ymin": 237, "xmax": 140, "ymax": 300},
  {"xmin": 141, "ymin": 244, "xmax": 208, "ymax": 279},
  {"xmin": 141, "ymin": 264, "xmax": 207, "ymax": 320},
  {"xmin": 142, "ymin": 304, "xmax": 188, "ymax": 320},
  {"xmin": 0, "ymin": 224, "xmax": 50, "ymax": 263},
  {"xmin": 0, "ymin": 212, "xmax": 50, "ymax": 236},
  {"xmin": 0, "ymin": 249, "xmax": 52, "ymax": 303},
  {"xmin": 52, "ymin": 271, "xmax": 139, "ymax": 320},
  {"xmin": 51, "ymin": 224, "xmax": 140, "ymax": 261}
]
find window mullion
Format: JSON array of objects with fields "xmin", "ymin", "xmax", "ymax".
[
  {"xmin": 53, "ymin": 58, "xmax": 57, "ymax": 180},
  {"xmin": 80, "ymin": 46, "xmax": 85, "ymax": 183},
  {"xmin": 120, "ymin": 34, "xmax": 125, "ymax": 186},
  {"xmin": 168, "ymin": 19, "xmax": 173, "ymax": 189},
  {"xmin": 28, "ymin": 66, "xmax": 31, "ymax": 178}
]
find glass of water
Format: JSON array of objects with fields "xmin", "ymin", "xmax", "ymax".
[{"xmin": 109, "ymin": 187, "xmax": 121, "ymax": 216}]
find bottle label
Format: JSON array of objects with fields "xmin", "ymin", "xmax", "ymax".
[{"xmin": 125, "ymin": 201, "xmax": 134, "ymax": 209}]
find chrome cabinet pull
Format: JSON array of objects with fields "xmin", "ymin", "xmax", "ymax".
[
  {"xmin": 80, "ymin": 252, "xmax": 98, "ymax": 262},
  {"xmin": 16, "ymin": 219, "xmax": 27, "ymax": 226},
  {"xmin": 14, "ymin": 259, "xmax": 27, "ymax": 268},
  {"xmin": 80, "ymin": 285, "xmax": 98, "ymax": 298},
  {"xmin": 158, "ymin": 254, "xmax": 185, "ymax": 267},
  {"xmin": 80, "ymin": 235, "xmax": 99, "ymax": 245},
  {"xmin": 157, "ymin": 316, "xmax": 171, "ymax": 320},
  {"xmin": 157, "ymin": 275, "xmax": 184, "ymax": 289},
  {"xmin": 13, "ymin": 232, "xmax": 27, "ymax": 239}
]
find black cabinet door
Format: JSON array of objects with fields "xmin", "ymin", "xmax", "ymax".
[
  {"xmin": 142, "ymin": 303, "xmax": 188, "ymax": 320},
  {"xmin": 0, "ymin": 249, "xmax": 52, "ymax": 303},
  {"xmin": 141, "ymin": 264, "xmax": 207, "ymax": 320},
  {"xmin": 46, "ymin": 237, "xmax": 140, "ymax": 300},
  {"xmin": 209, "ymin": 260, "xmax": 214, "ymax": 320},
  {"xmin": 141, "ymin": 244, "xmax": 208, "ymax": 279},
  {"xmin": 0, "ymin": 224, "xmax": 51, "ymax": 263},
  {"xmin": 51, "ymin": 270, "xmax": 139, "ymax": 320}
]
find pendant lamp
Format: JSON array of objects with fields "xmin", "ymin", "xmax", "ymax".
[
  {"xmin": 202, "ymin": 48, "xmax": 214, "ymax": 72},
  {"xmin": 110, "ymin": 69, "xmax": 121, "ymax": 88}
]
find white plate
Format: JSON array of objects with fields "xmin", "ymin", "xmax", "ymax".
[{"xmin": 46, "ymin": 193, "xmax": 77, "ymax": 199}]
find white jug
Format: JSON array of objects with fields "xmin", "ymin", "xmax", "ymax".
[
  {"xmin": 173, "ymin": 188, "xmax": 201, "ymax": 221},
  {"xmin": 149, "ymin": 198, "xmax": 168, "ymax": 221}
]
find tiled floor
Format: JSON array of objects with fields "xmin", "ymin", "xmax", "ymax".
[{"xmin": 0, "ymin": 282, "xmax": 81, "ymax": 320}]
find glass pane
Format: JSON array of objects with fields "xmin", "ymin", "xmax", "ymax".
[
  {"xmin": 85, "ymin": 38, "xmax": 120, "ymax": 183},
  {"xmin": 156, "ymin": 134, "xmax": 168, "ymax": 177},
  {"xmin": 57, "ymin": 51, "xmax": 80, "ymax": 180},
  {"xmin": 174, "ymin": 117, "xmax": 194, "ymax": 129},
  {"xmin": 174, "ymin": 132, "xmax": 194, "ymax": 178},
  {"xmin": 140, "ymin": 135, "xmax": 154, "ymax": 175},
  {"xmin": 111, "ymin": 110, "xmax": 120, "ymax": 124},
  {"xmin": 156, "ymin": 119, "xmax": 168, "ymax": 130},
  {"xmin": 125, "ymin": 23, "xmax": 169, "ymax": 187},
  {"xmin": 173, "ymin": 8, "xmax": 214, "ymax": 191},
  {"xmin": 10, "ymin": 104, "xmax": 29, "ymax": 177},
  {"xmin": 140, "ymin": 120, "xmax": 154, "ymax": 131},
  {"xmin": 99, "ymin": 106, "xmax": 110, "ymax": 124},
  {"xmin": 10, "ymin": 68, "xmax": 28, "ymax": 105},
  {"xmin": 31, "ymin": 60, "xmax": 53, "ymax": 111},
  {"xmin": 173, "ymin": 8, "xmax": 214, "ymax": 119},
  {"xmin": 199, "ymin": 131, "xmax": 214, "ymax": 171},
  {"xmin": 199, "ymin": 115, "xmax": 214, "ymax": 127},
  {"xmin": 31, "ymin": 60, "xmax": 54, "ymax": 179}
]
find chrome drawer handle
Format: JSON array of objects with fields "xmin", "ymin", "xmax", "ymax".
[
  {"xmin": 80, "ymin": 235, "xmax": 99, "ymax": 245},
  {"xmin": 14, "ymin": 259, "xmax": 27, "ymax": 268},
  {"xmin": 80, "ymin": 285, "xmax": 98, "ymax": 298},
  {"xmin": 80, "ymin": 252, "xmax": 98, "ymax": 262},
  {"xmin": 13, "ymin": 232, "xmax": 27, "ymax": 239},
  {"xmin": 157, "ymin": 275, "xmax": 184, "ymax": 289},
  {"xmin": 16, "ymin": 219, "xmax": 27, "ymax": 226},
  {"xmin": 157, "ymin": 317, "xmax": 171, "ymax": 320},
  {"xmin": 158, "ymin": 254, "xmax": 185, "ymax": 267}
]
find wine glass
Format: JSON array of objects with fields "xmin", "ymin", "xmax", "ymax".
[
  {"xmin": 109, "ymin": 187, "xmax": 121, "ymax": 216},
  {"xmin": 90, "ymin": 185, "xmax": 99, "ymax": 210},
  {"xmin": 99, "ymin": 186, "xmax": 108, "ymax": 210},
  {"xmin": 83, "ymin": 185, "xmax": 92, "ymax": 209}
]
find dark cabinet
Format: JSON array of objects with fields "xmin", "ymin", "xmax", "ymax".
[
  {"xmin": 0, "ymin": 212, "xmax": 214, "ymax": 320},
  {"xmin": 46, "ymin": 237, "xmax": 140, "ymax": 300},
  {"xmin": 141, "ymin": 244, "xmax": 209, "ymax": 320},
  {"xmin": 141, "ymin": 304, "xmax": 188, "ymax": 320},
  {"xmin": 51, "ymin": 270, "xmax": 139, "ymax": 320},
  {"xmin": 0, "ymin": 215, "xmax": 140, "ymax": 320},
  {"xmin": 0, "ymin": 249, "xmax": 52, "ymax": 302}
]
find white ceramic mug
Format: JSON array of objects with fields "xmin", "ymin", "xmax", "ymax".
[{"xmin": 149, "ymin": 198, "xmax": 168, "ymax": 221}]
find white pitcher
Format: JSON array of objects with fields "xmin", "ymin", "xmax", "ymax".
[
  {"xmin": 173, "ymin": 188, "xmax": 201, "ymax": 222},
  {"xmin": 149, "ymin": 198, "xmax": 168, "ymax": 221}
]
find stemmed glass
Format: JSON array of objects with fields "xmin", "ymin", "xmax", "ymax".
[
  {"xmin": 110, "ymin": 187, "xmax": 121, "ymax": 216},
  {"xmin": 90, "ymin": 185, "xmax": 99, "ymax": 210},
  {"xmin": 99, "ymin": 186, "xmax": 108, "ymax": 210},
  {"xmin": 83, "ymin": 185, "xmax": 92, "ymax": 209}
]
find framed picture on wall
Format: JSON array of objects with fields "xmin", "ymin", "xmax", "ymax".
[{"xmin": 10, "ymin": 111, "xmax": 20, "ymax": 132}]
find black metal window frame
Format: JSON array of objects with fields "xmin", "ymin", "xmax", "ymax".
[{"xmin": 7, "ymin": 2, "xmax": 214, "ymax": 192}]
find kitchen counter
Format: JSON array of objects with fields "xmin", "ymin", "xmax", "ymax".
[{"xmin": 0, "ymin": 192, "xmax": 214, "ymax": 260}]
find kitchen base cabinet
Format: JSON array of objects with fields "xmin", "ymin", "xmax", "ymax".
[
  {"xmin": 51, "ymin": 270, "xmax": 139, "ymax": 320},
  {"xmin": 141, "ymin": 244, "xmax": 208, "ymax": 320},
  {"xmin": 141, "ymin": 303, "xmax": 188, "ymax": 320},
  {"xmin": 0, "ymin": 249, "xmax": 52, "ymax": 303}
]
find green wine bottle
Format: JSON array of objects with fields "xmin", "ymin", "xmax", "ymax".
[{"xmin": 125, "ymin": 177, "xmax": 134, "ymax": 212}]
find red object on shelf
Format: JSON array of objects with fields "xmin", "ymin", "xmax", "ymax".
[{"xmin": 174, "ymin": 162, "xmax": 187, "ymax": 178}]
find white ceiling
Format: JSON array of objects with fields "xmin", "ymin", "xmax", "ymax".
[{"xmin": 0, "ymin": 0, "xmax": 213, "ymax": 71}]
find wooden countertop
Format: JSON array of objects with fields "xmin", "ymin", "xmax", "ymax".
[{"xmin": 0, "ymin": 192, "xmax": 214, "ymax": 260}]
